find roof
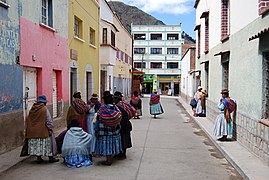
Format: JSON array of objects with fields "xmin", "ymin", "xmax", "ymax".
[{"xmin": 249, "ymin": 27, "xmax": 269, "ymax": 41}]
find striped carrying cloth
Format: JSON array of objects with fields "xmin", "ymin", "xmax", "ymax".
[
  {"xmin": 150, "ymin": 94, "xmax": 160, "ymax": 105},
  {"xmin": 72, "ymin": 98, "xmax": 89, "ymax": 114},
  {"xmin": 97, "ymin": 104, "xmax": 122, "ymax": 127}
]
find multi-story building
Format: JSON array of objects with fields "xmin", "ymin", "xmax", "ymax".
[
  {"xmin": 113, "ymin": 15, "xmax": 132, "ymax": 98},
  {"xmin": 99, "ymin": 0, "xmax": 117, "ymax": 96},
  {"xmin": 69, "ymin": 0, "xmax": 100, "ymax": 101},
  {"xmin": 132, "ymin": 25, "xmax": 182, "ymax": 95},
  {"xmin": 180, "ymin": 46, "xmax": 197, "ymax": 103},
  {"xmin": 194, "ymin": 0, "xmax": 269, "ymax": 165},
  {"xmin": 0, "ymin": 0, "xmax": 23, "ymax": 154}
]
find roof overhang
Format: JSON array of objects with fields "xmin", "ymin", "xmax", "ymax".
[
  {"xmin": 200, "ymin": 11, "xmax": 209, "ymax": 19},
  {"xmin": 249, "ymin": 27, "xmax": 269, "ymax": 41},
  {"xmin": 214, "ymin": 50, "xmax": 230, "ymax": 56},
  {"xmin": 194, "ymin": 24, "xmax": 201, "ymax": 31},
  {"xmin": 194, "ymin": 0, "xmax": 200, "ymax": 8},
  {"xmin": 101, "ymin": 19, "xmax": 119, "ymax": 32}
]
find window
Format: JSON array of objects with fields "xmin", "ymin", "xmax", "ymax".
[
  {"xmin": 151, "ymin": 34, "xmax": 162, "ymax": 40},
  {"xmin": 167, "ymin": 62, "xmax": 178, "ymax": 69},
  {"xmin": 221, "ymin": 0, "xmax": 230, "ymax": 41},
  {"xmin": 151, "ymin": 48, "xmax": 162, "ymax": 54},
  {"xmin": 134, "ymin": 48, "xmax": 145, "ymax": 54},
  {"xmin": 74, "ymin": 16, "xmax": 82, "ymax": 38},
  {"xmin": 205, "ymin": 15, "xmax": 209, "ymax": 52},
  {"xmin": 221, "ymin": 53, "xmax": 230, "ymax": 89},
  {"xmin": 151, "ymin": 62, "xmax": 162, "ymax": 69},
  {"xmin": 259, "ymin": 0, "xmax": 269, "ymax": 15},
  {"xmin": 264, "ymin": 52, "xmax": 269, "ymax": 118},
  {"xmin": 41, "ymin": 0, "xmax": 53, "ymax": 27},
  {"xmin": 205, "ymin": 62, "xmax": 209, "ymax": 94},
  {"xmin": 134, "ymin": 62, "xmax": 146, "ymax": 69},
  {"xmin": 167, "ymin": 48, "xmax": 179, "ymax": 54},
  {"xmin": 134, "ymin": 34, "xmax": 146, "ymax": 40},
  {"xmin": 111, "ymin": 30, "xmax": 115, "ymax": 47},
  {"xmin": 102, "ymin": 28, "xmax": 107, "ymax": 44},
  {"xmin": 167, "ymin": 34, "xmax": 179, "ymax": 40},
  {"xmin": 89, "ymin": 28, "xmax": 95, "ymax": 45}
]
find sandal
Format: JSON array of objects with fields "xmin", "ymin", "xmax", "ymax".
[
  {"xmin": 49, "ymin": 158, "xmax": 59, "ymax": 163},
  {"xmin": 101, "ymin": 161, "xmax": 112, "ymax": 166}
]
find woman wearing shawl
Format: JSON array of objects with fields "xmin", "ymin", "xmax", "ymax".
[
  {"xmin": 86, "ymin": 93, "xmax": 101, "ymax": 155},
  {"xmin": 113, "ymin": 91, "xmax": 133, "ymax": 160},
  {"xmin": 149, "ymin": 89, "xmax": 164, "ymax": 118},
  {"xmin": 62, "ymin": 119, "xmax": 92, "ymax": 168},
  {"xmin": 194, "ymin": 86, "xmax": 203, "ymax": 117},
  {"xmin": 26, "ymin": 95, "xmax": 58, "ymax": 163},
  {"xmin": 213, "ymin": 89, "xmax": 236, "ymax": 141},
  {"xmin": 66, "ymin": 92, "xmax": 89, "ymax": 132},
  {"xmin": 130, "ymin": 91, "xmax": 142, "ymax": 119},
  {"xmin": 95, "ymin": 91, "xmax": 122, "ymax": 165}
]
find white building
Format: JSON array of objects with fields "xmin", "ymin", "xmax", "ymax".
[
  {"xmin": 99, "ymin": 0, "xmax": 118, "ymax": 96},
  {"xmin": 181, "ymin": 47, "xmax": 198, "ymax": 102},
  {"xmin": 194, "ymin": 0, "xmax": 269, "ymax": 165},
  {"xmin": 131, "ymin": 25, "xmax": 182, "ymax": 95}
]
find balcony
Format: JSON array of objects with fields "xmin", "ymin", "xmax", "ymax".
[{"xmin": 100, "ymin": 45, "xmax": 116, "ymax": 66}]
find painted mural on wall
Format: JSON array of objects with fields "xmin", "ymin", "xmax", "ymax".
[{"xmin": 0, "ymin": 6, "xmax": 23, "ymax": 113}]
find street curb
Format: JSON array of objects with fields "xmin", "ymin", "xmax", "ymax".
[{"xmin": 177, "ymin": 98, "xmax": 249, "ymax": 180}]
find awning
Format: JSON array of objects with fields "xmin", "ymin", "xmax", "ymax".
[
  {"xmin": 194, "ymin": 24, "xmax": 201, "ymax": 31},
  {"xmin": 200, "ymin": 11, "xmax": 209, "ymax": 19},
  {"xmin": 214, "ymin": 50, "xmax": 230, "ymax": 56},
  {"xmin": 249, "ymin": 27, "xmax": 269, "ymax": 41},
  {"xmin": 132, "ymin": 68, "xmax": 144, "ymax": 75}
]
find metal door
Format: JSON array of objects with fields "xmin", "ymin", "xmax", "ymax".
[
  {"xmin": 23, "ymin": 68, "xmax": 37, "ymax": 120},
  {"xmin": 52, "ymin": 71, "xmax": 57, "ymax": 118}
]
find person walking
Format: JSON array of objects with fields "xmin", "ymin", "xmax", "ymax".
[
  {"xmin": 149, "ymin": 89, "xmax": 164, "ymax": 118},
  {"xmin": 213, "ymin": 89, "xmax": 236, "ymax": 141},
  {"xmin": 26, "ymin": 95, "xmax": 58, "ymax": 163},
  {"xmin": 113, "ymin": 91, "xmax": 132, "ymax": 160},
  {"xmin": 95, "ymin": 91, "xmax": 122, "ymax": 165},
  {"xmin": 62, "ymin": 119, "xmax": 93, "ymax": 168},
  {"xmin": 130, "ymin": 91, "xmax": 142, "ymax": 119},
  {"xmin": 194, "ymin": 86, "xmax": 203, "ymax": 117},
  {"xmin": 66, "ymin": 92, "xmax": 89, "ymax": 132}
]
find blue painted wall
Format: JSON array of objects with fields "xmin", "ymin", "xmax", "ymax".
[{"xmin": 0, "ymin": 1, "xmax": 23, "ymax": 113}]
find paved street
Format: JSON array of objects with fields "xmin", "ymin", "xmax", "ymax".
[{"xmin": 0, "ymin": 97, "xmax": 242, "ymax": 180}]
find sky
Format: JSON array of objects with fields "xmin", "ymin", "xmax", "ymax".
[{"xmin": 110, "ymin": 0, "xmax": 196, "ymax": 39}]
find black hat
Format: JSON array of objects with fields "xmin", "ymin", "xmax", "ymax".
[
  {"xmin": 73, "ymin": 91, "xmax": 81, "ymax": 98},
  {"xmin": 113, "ymin": 91, "xmax": 123, "ymax": 99},
  {"xmin": 220, "ymin": 89, "xmax": 229, "ymax": 94},
  {"xmin": 103, "ymin": 91, "xmax": 112, "ymax": 98}
]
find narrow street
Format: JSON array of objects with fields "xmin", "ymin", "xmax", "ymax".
[{"xmin": 0, "ymin": 97, "xmax": 242, "ymax": 180}]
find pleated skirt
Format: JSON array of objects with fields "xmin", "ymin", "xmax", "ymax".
[
  {"xmin": 150, "ymin": 103, "xmax": 164, "ymax": 115},
  {"xmin": 213, "ymin": 113, "xmax": 232, "ymax": 137},
  {"xmin": 94, "ymin": 134, "xmax": 122, "ymax": 155},
  {"xmin": 64, "ymin": 154, "xmax": 92, "ymax": 168}
]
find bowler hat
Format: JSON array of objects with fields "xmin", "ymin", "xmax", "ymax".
[
  {"xmin": 90, "ymin": 93, "xmax": 98, "ymax": 100},
  {"xmin": 197, "ymin": 86, "xmax": 202, "ymax": 90},
  {"xmin": 113, "ymin": 91, "xmax": 123, "ymax": 99},
  {"xmin": 220, "ymin": 89, "xmax": 229, "ymax": 94},
  {"xmin": 102, "ymin": 91, "xmax": 112, "ymax": 98},
  {"xmin": 36, "ymin": 95, "xmax": 48, "ymax": 103},
  {"xmin": 73, "ymin": 91, "xmax": 81, "ymax": 98}
]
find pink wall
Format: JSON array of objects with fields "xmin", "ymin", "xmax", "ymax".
[{"xmin": 20, "ymin": 17, "xmax": 69, "ymax": 104}]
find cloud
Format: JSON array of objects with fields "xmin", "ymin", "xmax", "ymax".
[{"xmin": 110, "ymin": 0, "xmax": 195, "ymax": 15}]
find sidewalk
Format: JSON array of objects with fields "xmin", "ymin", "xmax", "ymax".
[
  {"xmin": 178, "ymin": 96, "xmax": 269, "ymax": 180},
  {"xmin": 0, "ymin": 128, "xmax": 64, "ymax": 175}
]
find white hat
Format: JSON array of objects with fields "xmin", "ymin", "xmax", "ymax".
[{"xmin": 197, "ymin": 86, "xmax": 202, "ymax": 90}]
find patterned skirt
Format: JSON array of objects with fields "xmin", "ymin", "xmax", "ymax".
[
  {"xmin": 150, "ymin": 103, "xmax": 164, "ymax": 115},
  {"xmin": 64, "ymin": 154, "xmax": 92, "ymax": 168},
  {"xmin": 28, "ymin": 137, "xmax": 53, "ymax": 156},
  {"xmin": 94, "ymin": 134, "xmax": 122, "ymax": 155},
  {"xmin": 213, "ymin": 113, "xmax": 233, "ymax": 137}
]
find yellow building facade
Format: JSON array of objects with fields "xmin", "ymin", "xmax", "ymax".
[
  {"xmin": 69, "ymin": 0, "xmax": 100, "ymax": 101},
  {"xmin": 113, "ymin": 15, "xmax": 133, "ymax": 97}
]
